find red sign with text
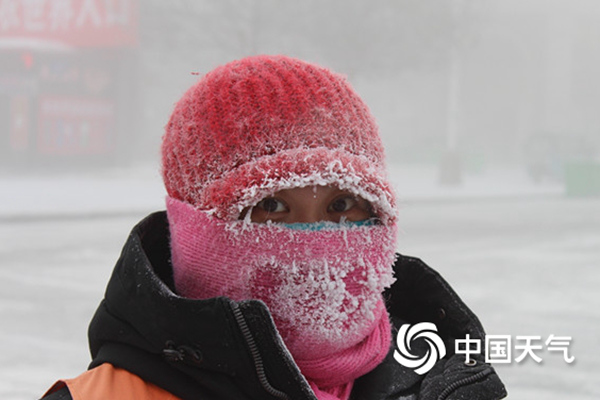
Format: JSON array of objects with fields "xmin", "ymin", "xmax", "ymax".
[{"xmin": 0, "ymin": 0, "xmax": 138, "ymax": 47}]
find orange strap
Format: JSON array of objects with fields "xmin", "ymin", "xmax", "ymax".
[{"xmin": 45, "ymin": 363, "xmax": 181, "ymax": 400}]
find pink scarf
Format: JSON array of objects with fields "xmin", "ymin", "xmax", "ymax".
[{"xmin": 166, "ymin": 197, "xmax": 397, "ymax": 399}]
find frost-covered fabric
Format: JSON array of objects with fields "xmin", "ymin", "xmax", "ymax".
[
  {"xmin": 166, "ymin": 197, "xmax": 397, "ymax": 399},
  {"xmin": 161, "ymin": 55, "xmax": 397, "ymax": 224}
]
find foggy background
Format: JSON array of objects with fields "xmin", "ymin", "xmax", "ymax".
[{"xmin": 1, "ymin": 1, "xmax": 599, "ymax": 399}]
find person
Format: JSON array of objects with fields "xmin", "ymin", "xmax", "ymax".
[{"xmin": 41, "ymin": 55, "xmax": 507, "ymax": 400}]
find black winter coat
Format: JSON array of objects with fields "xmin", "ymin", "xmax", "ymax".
[{"xmin": 43, "ymin": 212, "xmax": 507, "ymax": 400}]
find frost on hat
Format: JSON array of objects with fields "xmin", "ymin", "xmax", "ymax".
[{"xmin": 161, "ymin": 55, "xmax": 397, "ymax": 222}]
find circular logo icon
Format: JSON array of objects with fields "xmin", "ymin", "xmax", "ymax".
[{"xmin": 393, "ymin": 322, "xmax": 447, "ymax": 375}]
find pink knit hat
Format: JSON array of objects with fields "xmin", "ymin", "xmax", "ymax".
[{"xmin": 161, "ymin": 55, "xmax": 397, "ymax": 222}]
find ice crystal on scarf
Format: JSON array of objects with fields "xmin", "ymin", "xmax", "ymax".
[{"xmin": 166, "ymin": 197, "xmax": 397, "ymax": 357}]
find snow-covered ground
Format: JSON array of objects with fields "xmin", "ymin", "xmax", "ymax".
[
  {"xmin": 397, "ymin": 197, "xmax": 600, "ymax": 400},
  {"xmin": 1, "ymin": 165, "xmax": 598, "ymax": 399}
]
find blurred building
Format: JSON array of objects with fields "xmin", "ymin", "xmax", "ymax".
[
  {"xmin": 2, "ymin": 0, "xmax": 598, "ymax": 175},
  {"xmin": 0, "ymin": 0, "xmax": 139, "ymax": 170}
]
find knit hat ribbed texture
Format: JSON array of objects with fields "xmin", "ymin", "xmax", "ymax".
[{"xmin": 161, "ymin": 55, "xmax": 396, "ymax": 222}]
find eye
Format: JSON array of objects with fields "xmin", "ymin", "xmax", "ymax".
[
  {"xmin": 256, "ymin": 197, "xmax": 287, "ymax": 213},
  {"xmin": 328, "ymin": 196, "xmax": 357, "ymax": 213}
]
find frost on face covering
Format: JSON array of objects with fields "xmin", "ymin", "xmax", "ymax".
[
  {"xmin": 197, "ymin": 149, "xmax": 398, "ymax": 226},
  {"xmin": 166, "ymin": 197, "xmax": 397, "ymax": 359},
  {"xmin": 278, "ymin": 219, "xmax": 375, "ymax": 231}
]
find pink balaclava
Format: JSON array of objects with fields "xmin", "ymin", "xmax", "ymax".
[{"xmin": 162, "ymin": 55, "xmax": 398, "ymax": 400}]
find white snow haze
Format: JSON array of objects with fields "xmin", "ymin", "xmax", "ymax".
[{"xmin": 1, "ymin": 1, "xmax": 599, "ymax": 399}]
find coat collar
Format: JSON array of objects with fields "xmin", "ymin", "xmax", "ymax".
[
  {"xmin": 88, "ymin": 211, "xmax": 506, "ymax": 400},
  {"xmin": 89, "ymin": 212, "xmax": 315, "ymax": 399}
]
